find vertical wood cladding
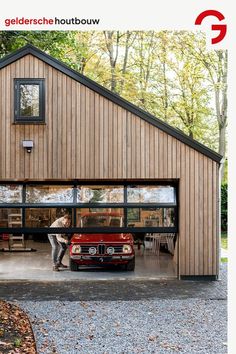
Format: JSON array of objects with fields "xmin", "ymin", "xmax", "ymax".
[{"xmin": 0, "ymin": 54, "xmax": 220, "ymax": 276}]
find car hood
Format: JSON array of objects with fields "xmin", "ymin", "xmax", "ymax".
[{"xmin": 71, "ymin": 233, "xmax": 133, "ymax": 243}]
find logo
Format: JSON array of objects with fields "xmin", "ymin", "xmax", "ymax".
[{"xmin": 195, "ymin": 10, "xmax": 227, "ymax": 44}]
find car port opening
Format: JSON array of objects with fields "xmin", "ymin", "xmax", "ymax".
[{"xmin": 0, "ymin": 182, "xmax": 178, "ymax": 278}]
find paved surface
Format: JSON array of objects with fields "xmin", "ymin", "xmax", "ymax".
[
  {"xmin": 0, "ymin": 241, "xmax": 177, "ymax": 281},
  {"xmin": 0, "ymin": 265, "xmax": 227, "ymax": 302}
]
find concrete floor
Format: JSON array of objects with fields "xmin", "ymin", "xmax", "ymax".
[{"xmin": 0, "ymin": 240, "xmax": 177, "ymax": 281}]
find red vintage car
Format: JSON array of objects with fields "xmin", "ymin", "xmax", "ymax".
[{"xmin": 69, "ymin": 212, "xmax": 135, "ymax": 271}]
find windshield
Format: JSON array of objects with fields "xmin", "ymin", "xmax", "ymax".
[{"xmin": 81, "ymin": 215, "xmax": 122, "ymax": 227}]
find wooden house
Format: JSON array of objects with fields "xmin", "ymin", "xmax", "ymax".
[{"xmin": 0, "ymin": 45, "xmax": 222, "ymax": 279}]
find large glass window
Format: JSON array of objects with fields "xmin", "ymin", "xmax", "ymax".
[
  {"xmin": 0, "ymin": 208, "xmax": 22, "ymax": 228},
  {"xmin": 127, "ymin": 185, "xmax": 176, "ymax": 203},
  {"xmin": 78, "ymin": 186, "xmax": 124, "ymax": 203},
  {"xmin": 76, "ymin": 208, "xmax": 124, "ymax": 227},
  {"xmin": 14, "ymin": 79, "xmax": 45, "ymax": 123},
  {"xmin": 127, "ymin": 208, "xmax": 175, "ymax": 227},
  {"xmin": 0, "ymin": 185, "xmax": 22, "ymax": 203},
  {"xmin": 26, "ymin": 185, "xmax": 73, "ymax": 203},
  {"xmin": 0, "ymin": 183, "xmax": 177, "ymax": 232},
  {"xmin": 25, "ymin": 208, "xmax": 73, "ymax": 228}
]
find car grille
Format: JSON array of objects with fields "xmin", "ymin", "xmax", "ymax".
[
  {"xmin": 80, "ymin": 244, "xmax": 123, "ymax": 255},
  {"xmin": 98, "ymin": 244, "xmax": 105, "ymax": 255}
]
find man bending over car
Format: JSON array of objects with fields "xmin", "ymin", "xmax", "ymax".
[{"xmin": 48, "ymin": 214, "xmax": 71, "ymax": 271}]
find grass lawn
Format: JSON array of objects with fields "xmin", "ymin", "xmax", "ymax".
[
  {"xmin": 221, "ymin": 232, "xmax": 227, "ymax": 250},
  {"xmin": 221, "ymin": 232, "xmax": 228, "ymax": 263}
]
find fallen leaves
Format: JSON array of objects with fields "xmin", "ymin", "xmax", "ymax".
[
  {"xmin": 160, "ymin": 341, "xmax": 183, "ymax": 351},
  {"xmin": 87, "ymin": 334, "xmax": 94, "ymax": 340},
  {"xmin": 79, "ymin": 302, "xmax": 88, "ymax": 309},
  {"xmin": 0, "ymin": 300, "xmax": 37, "ymax": 353},
  {"xmin": 0, "ymin": 340, "xmax": 11, "ymax": 346},
  {"xmin": 148, "ymin": 335, "xmax": 157, "ymax": 342}
]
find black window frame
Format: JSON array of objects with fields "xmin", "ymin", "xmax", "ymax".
[
  {"xmin": 0, "ymin": 181, "xmax": 179, "ymax": 235},
  {"xmin": 14, "ymin": 78, "xmax": 45, "ymax": 123}
]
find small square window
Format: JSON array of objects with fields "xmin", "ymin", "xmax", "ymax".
[{"xmin": 14, "ymin": 79, "xmax": 45, "ymax": 123}]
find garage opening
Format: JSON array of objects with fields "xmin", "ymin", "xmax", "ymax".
[{"xmin": 0, "ymin": 181, "xmax": 178, "ymax": 279}]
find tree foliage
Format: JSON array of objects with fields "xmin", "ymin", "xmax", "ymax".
[{"xmin": 221, "ymin": 183, "xmax": 227, "ymax": 231}]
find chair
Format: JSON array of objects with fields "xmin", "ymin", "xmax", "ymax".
[
  {"xmin": 166, "ymin": 233, "xmax": 175, "ymax": 255},
  {"xmin": 144, "ymin": 233, "xmax": 161, "ymax": 254},
  {"xmin": 8, "ymin": 234, "xmax": 25, "ymax": 250},
  {"xmin": 151, "ymin": 233, "xmax": 175, "ymax": 255},
  {"xmin": 152, "ymin": 233, "xmax": 162, "ymax": 255},
  {"xmin": 144, "ymin": 233, "xmax": 154, "ymax": 250}
]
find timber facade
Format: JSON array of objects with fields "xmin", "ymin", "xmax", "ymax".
[{"xmin": 0, "ymin": 45, "xmax": 222, "ymax": 278}]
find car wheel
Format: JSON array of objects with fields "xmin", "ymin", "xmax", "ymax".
[
  {"xmin": 125, "ymin": 258, "xmax": 135, "ymax": 271},
  {"xmin": 70, "ymin": 258, "xmax": 79, "ymax": 271}
]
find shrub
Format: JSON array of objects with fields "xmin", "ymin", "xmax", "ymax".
[{"xmin": 221, "ymin": 183, "xmax": 227, "ymax": 231}]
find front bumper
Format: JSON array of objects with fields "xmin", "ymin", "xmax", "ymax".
[{"xmin": 70, "ymin": 254, "xmax": 134, "ymax": 263}]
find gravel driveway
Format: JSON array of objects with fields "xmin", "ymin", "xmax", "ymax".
[
  {"xmin": 16, "ymin": 264, "xmax": 227, "ymax": 354},
  {"xmin": 19, "ymin": 298, "xmax": 226, "ymax": 354}
]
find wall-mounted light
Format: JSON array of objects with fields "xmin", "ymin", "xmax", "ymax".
[{"xmin": 22, "ymin": 140, "xmax": 34, "ymax": 153}]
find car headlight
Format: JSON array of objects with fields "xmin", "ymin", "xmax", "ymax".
[
  {"xmin": 107, "ymin": 246, "xmax": 114, "ymax": 255},
  {"xmin": 72, "ymin": 245, "xmax": 81, "ymax": 254},
  {"xmin": 89, "ymin": 246, "xmax": 97, "ymax": 255},
  {"xmin": 123, "ymin": 244, "xmax": 132, "ymax": 253}
]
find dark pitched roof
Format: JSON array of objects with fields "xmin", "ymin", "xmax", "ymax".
[{"xmin": 0, "ymin": 44, "xmax": 222, "ymax": 163}]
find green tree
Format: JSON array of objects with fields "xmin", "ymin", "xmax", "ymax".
[
  {"xmin": 179, "ymin": 33, "xmax": 227, "ymax": 173},
  {"xmin": 221, "ymin": 183, "xmax": 227, "ymax": 231}
]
